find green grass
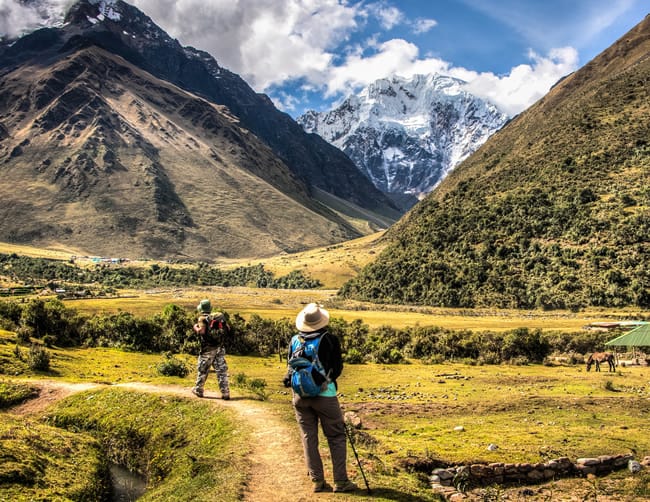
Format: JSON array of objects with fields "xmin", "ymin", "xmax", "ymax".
[
  {"xmin": 218, "ymin": 355, "xmax": 650, "ymax": 466},
  {"xmin": 1, "ymin": 320, "xmax": 650, "ymax": 500},
  {"xmin": 0, "ymin": 380, "xmax": 38, "ymax": 408},
  {"xmin": 45, "ymin": 388, "xmax": 246, "ymax": 502},
  {"xmin": 0, "ymin": 414, "xmax": 109, "ymax": 501},
  {"xmin": 59, "ymin": 287, "xmax": 648, "ymax": 333}
]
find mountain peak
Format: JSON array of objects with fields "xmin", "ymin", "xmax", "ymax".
[{"xmin": 298, "ymin": 73, "xmax": 508, "ymax": 199}]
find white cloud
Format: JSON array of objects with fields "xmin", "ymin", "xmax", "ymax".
[
  {"xmin": 320, "ymin": 37, "xmax": 578, "ymax": 116},
  {"xmin": 462, "ymin": 47, "xmax": 579, "ymax": 116},
  {"xmin": 0, "ymin": 0, "xmax": 73, "ymax": 38},
  {"xmin": 0, "ymin": 0, "xmax": 581, "ymax": 117},
  {"xmin": 412, "ymin": 18, "xmax": 437, "ymax": 34},
  {"xmin": 131, "ymin": 0, "xmax": 362, "ymax": 90},
  {"xmin": 365, "ymin": 2, "xmax": 404, "ymax": 30},
  {"xmin": 126, "ymin": 0, "xmax": 578, "ymax": 115}
]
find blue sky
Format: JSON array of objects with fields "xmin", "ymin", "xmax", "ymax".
[{"xmin": 3, "ymin": 0, "xmax": 648, "ymax": 117}]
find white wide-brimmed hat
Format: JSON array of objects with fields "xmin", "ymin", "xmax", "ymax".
[{"xmin": 296, "ymin": 303, "xmax": 330, "ymax": 332}]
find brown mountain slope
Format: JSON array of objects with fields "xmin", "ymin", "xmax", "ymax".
[
  {"xmin": 0, "ymin": 46, "xmax": 361, "ymax": 260},
  {"xmin": 341, "ymin": 15, "xmax": 650, "ymax": 309}
]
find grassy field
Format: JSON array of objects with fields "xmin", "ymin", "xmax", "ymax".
[
  {"xmin": 215, "ymin": 231, "xmax": 389, "ymax": 288},
  {"xmin": 61, "ymin": 286, "xmax": 648, "ymax": 333},
  {"xmin": 0, "ymin": 232, "xmax": 387, "ymax": 289},
  {"xmin": 2, "ymin": 325, "xmax": 650, "ymax": 500},
  {"xmin": 2, "ymin": 240, "xmax": 650, "ymax": 499}
]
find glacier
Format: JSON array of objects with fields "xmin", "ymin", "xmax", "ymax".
[{"xmin": 298, "ymin": 73, "xmax": 509, "ymax": 199}]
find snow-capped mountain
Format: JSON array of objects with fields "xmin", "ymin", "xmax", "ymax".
[{"xmin": 298, "ymin": 74, "xmax": 509, "ymax": 198}]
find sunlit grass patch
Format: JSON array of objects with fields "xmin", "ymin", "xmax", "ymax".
[
  {"xmin": 330, "ymin": 362, "xmax": 650, "ymax": 469},
  {"xmin": 0, "ymin": 380, "xmax": 39, "ymax": 408},
  {"xmin": 0, "ymin": 414, "xmax": 109, "ymax": 501},
  {"xmin": 44, "ymin": 388, "xmax": 248, "ymax": 501}
]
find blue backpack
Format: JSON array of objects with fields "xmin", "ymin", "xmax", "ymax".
[{"xmin": 288, "ymin": 333, "xmax": 329, "ymax": 397}]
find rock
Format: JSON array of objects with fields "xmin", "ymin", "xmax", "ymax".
[
  {"xmin": 454, "ymin": 425, "xmax": 465, "ymax": 432},
  {"xmin": 576, "ymin": 458, "xmax": 600, "ymax": 466},
  {"xmin": 527, "ymin": 469, "xmax": 545, "ymax": 481},
  {"xmin": 344, "ymin": 411, "xmax": 362, "ymax": 429},
  {"xmin": 628, "ymin": 460, "xmax": 642, "ymax": 473},
  {"xmin": 487, "ymin": 443, "xmax": 498, "ymax": 451}
]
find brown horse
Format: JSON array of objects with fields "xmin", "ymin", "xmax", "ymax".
[{"xmin": 586, "ymin": 352, "xmax": 616, "ymax": 372}]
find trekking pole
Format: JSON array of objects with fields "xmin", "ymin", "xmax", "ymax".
[{"xmin": 344, "ymin": 421, "xmax": 371, "ymax": 494}]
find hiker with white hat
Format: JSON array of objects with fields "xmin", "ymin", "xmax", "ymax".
[{"xmin": 283, "ymin": 303, "xmax": 358, "ymax": 493}]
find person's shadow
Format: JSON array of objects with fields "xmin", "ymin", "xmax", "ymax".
[
  {"xmin": 200, "ymin": 395, "xmax": 246, "ymax": 401},
  {"xmin": 338, "ymin": 486, "xmax": 437, "ymax": 501}
]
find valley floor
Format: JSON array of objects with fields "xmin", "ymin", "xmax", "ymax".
[{"xmin": 6, "ymin": 377, "xmax": 649, "ymax": 501}]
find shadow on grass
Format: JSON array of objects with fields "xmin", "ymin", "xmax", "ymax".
[{"xmin": 344, "ymin": 486, "xmax": 438, "ymax": 501}]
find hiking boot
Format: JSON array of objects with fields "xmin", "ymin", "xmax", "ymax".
[
  {"xmin": 222, "ymin": 394, "xmax": 230, "ymax": 401},
  {"xmin": 312, "ymin": 480, "xmax": 331, "ymax": 492},
  {"xmin": 333, "ymin": 480, "xmax": 358, "ymax": 493},
  {"xmin": 191, "ymin": 387, "xmax": 203, "ymax": 398}
]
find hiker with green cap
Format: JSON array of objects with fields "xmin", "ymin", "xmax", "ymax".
[
  {"xmin": 283, "ymin": 303, "xmax": 358, "ymax": 493},
  {"xmin": 191, "ymin": 299, "xmax": 230, "ymax": 399}
]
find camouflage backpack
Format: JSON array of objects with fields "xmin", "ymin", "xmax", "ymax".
[{"xmin": 197, "ymin": 312, "xmax": 230, "ymax": 347}]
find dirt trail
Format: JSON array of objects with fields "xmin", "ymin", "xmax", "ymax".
[
  {"xmin": 117, "ymin": 383, "xmax": 316, "ymax": 501},
  {"xmin": 8, "ymin": 381, "xmax": 350, "ymax": 502}
]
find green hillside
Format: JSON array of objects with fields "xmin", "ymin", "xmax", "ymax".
[{"xmin": 341, "ymin": 15, "xmax": 650, "ymax": 310}]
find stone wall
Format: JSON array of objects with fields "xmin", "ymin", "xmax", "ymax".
[{"xmin": 430, "ymin": 454, "xmax": 649, "ymax": 499}]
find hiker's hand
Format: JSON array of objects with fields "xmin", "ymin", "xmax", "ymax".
[{"xmin": 282, "ymin": 375, "xmax": 291, "ymax": 388}]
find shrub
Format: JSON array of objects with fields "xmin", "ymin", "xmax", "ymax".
[
  {"xmin": 508, "ymin": 356, "xmax": 531, "ymax": 366},
  {"xmin": 477, "ymin": 351, "xmax": 501, "ymax": 365},
  {"xmin": 0, "ymin": 318, "xmax": 16, "ymax": 331},
  {"xmin": 232, "ymin": 372, "xmax": 268, "ymax": 400},
  {"xmin": 153, "ymin": 304, "xmax": 194, "ymax": 352},
  {"xmin": 27, "ymin": 344, "xmax": 50, "ymax": 371},
  {"xmin": 425, "ymin": 354, "xmax": 446, "ymax": 364},
  {"xmin": 15, "ymin": 325, "xmax": 32, "ymax": 344},
  {"xmin": 155, "ymin": 352, "xmax": 189, "ymax": 377},
  {"xmin": 344, "ymin": 348, "xmax": 365, "ymax": 364}
]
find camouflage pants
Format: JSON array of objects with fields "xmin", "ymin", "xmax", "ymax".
[{"xmin": 194, "ymin": 346, "xmax": 230, "ymax": 396}]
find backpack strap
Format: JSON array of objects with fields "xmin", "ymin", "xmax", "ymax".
[{"xmin": 298, "ymin": 331, "xmax": 331, "ymax": 382}]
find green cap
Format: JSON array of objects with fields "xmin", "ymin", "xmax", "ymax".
[{"xmin": 197, "ymin": 299, "xmax": 211, "ymax": 314}]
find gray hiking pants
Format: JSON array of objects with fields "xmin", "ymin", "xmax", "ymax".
[
  {"xmin": 194, "ymin": 346, "xmax": 230, "ymax": 396},
  {"xmin": 292, "ymin": 394, "xmax": 348, "ymax": 483}
]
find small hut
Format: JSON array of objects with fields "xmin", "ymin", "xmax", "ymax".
[{"xmin": 605, "ymin": 323, "xmax": 650, "ymax": 365}]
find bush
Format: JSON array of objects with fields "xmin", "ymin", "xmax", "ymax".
[
  {"xmin": 232, "ymin": 372, "xmax": 268, "ymax": 400},
  {"xmin": 28, "ymin": 344, "xmax": 50, "ymax": 371},
  {"xmin": 604, "ymin": 380, "xmax": 616, "ymax": 392},
  {"xmin": 0, "ymin": 318, "xmax": 16, "ymax": 331},
  {"xmin": 15, "ymin": 325, "xmax": 32, "ymax": 344},
  {"xmin": 344, "ymin": 348, "xmax": 365, "ymax": 364},
  {"xmin": 508, "ymin": 356, "xmax": 531, "ymax": 366},
  {"xmin": 477, "ymin": 351, "xmax": 501, "ymax": 365},
  {"xmin": 156, "ymin": 352, "xmax": 190, "ymax": 377},
  {"xmin": 425, "ymin": 354, "xmax": 446, "ymax": 364}
]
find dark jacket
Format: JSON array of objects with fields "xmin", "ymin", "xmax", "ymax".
[
  {"xmin": 285, "ymin": 328, "xmax": 343, "ymax": 387},
  {"xmin": 194, "ymin": 313, "xmax": 228, "ymax": 351}
]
